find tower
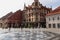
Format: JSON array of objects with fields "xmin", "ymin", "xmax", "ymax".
[
  {"xmin": 34, "ymin": 0, "xmax": 39, "ymax": 2},
  {"xmin": 24, "ymin": 3, "xmax": 26, "ymax": 8},
  {"xmin": 34, "ymin": 0, "xmax": 39, "ymax": 6}
]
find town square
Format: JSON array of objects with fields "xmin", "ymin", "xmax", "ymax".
[{"xmin": 0, "ymin": 0, "xmax": 60, "ymax": 40}]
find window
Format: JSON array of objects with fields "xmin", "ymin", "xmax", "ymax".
[
  {"xmin": 53, "ymin": 24, "xmax": 55, "ymax": 28},
  {"xmin": 29, "ymin": 14, "xmax": 30, "ymax": 17},
  {"xmin": 40, "ymin": 13, "xmax": 43, "ymax": 16},
  {"xmin": 0, "ymin": 23, "xmax": 2, "ymax": 27},
  {"xmin": 32, "ymin": 18, "xmax": 33, "ymax": 22},
  {"xmin": 32, "ymin": 13, "xmax": 33, "ymax": 16},
  {"xmin": 29, "ymin": 19, "xmax": 31, "ymax": 21},
  {"xmin": 49, "ymin": 24, "xmax": 51, "ymax": 28},
  {"xmin": 53, "ymin": 17, "xmax": 54, "ymax": 21},
  {"xmin": 49, "ymin": 18, "xmax": 50, "ymax": 21},
  {"xmin": 57, "ymin": 16, "xmax": 59, "ymax": 20},
  {"xmin": 57, "ymin": 23, "xmax": 60, "ymax": 28},
  {"xmin": 35, "ymin": 2, "xmax": 38, "ymax": 6}
]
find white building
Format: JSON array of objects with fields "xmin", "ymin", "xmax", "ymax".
[{"xmin": 46, "ymin": 6, "xmax": 60, "ymax": 28}]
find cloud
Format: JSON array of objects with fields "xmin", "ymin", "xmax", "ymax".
[{"xmin": 0, "ymin": 0, "xmax": 60, "ymax": 17}]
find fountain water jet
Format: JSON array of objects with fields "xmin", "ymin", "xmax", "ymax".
[{"xmin": 37, "ymin": 23, "xmax": 48, "ymax": 39}]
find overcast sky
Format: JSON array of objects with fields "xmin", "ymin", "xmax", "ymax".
[{"xmin": 0, "ymin": 0, "xmax": 60, "ymax": 18}]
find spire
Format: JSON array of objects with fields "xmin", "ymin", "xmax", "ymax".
[
  {"xmin": 24, "ymin": 3, "xmax": 26, "ymax": 10},
  {"xmin": 51, "ymin": 6, "xmax": 52, "ymax": 9},
  {"xmin": 24, "ymin": 3, "xmax": 26, "ymax": 8},
  {"xmin": 50, "ymin": 6, "xmax": 52, "ymax": 11}
]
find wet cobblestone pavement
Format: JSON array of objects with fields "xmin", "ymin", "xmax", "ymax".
[{"xmin": 0, "ymin": 29, "xmax": 60, "ymax": 40}]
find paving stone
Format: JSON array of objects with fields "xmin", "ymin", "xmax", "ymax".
[{"xmin": 0, "ymin": 29, "xmax": 60, "ymax": 40}]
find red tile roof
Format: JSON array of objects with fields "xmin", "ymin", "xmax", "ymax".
[
  {"xmin": 46, "ymin": 6, "xmax": 60, "ymax": 16},
  {"xmin": 0, "ymin": 12, "xmax": 13, "ymax": 20},
  {"xmin": 7, "ymin": 10, "xmax": 23, "ymax": 23},
  {"xmin": 7, "ymin": 10, "xmax": 23, "ymax": 20}
]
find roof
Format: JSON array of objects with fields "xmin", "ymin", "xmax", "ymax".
[
  {"xmin": 46, "ymin": 6, "xmax": 60, "ymax": 16},
  {"xmin": 7, "ymin": 10, "xmax": 23, "ymax": 20},
  {"xmin": 0, "ymin": 12, "xmax": 13, "ymax": 20},
  {"xmin": 0, "ymin": 9, "xmax": 23, "ymax": 21}
]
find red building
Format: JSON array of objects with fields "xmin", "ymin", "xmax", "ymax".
[
  {"xmin": 0, "ymin": 10, "xmax": 23, "ymax": 28},
  {"xmin": 7, "ymin": 10, "xmax": 23, "ymax": 28}
]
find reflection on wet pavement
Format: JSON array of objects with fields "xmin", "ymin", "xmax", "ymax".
[{"xmin": 0, "ymin": 29, "xmax": 60, "ymax": 40}]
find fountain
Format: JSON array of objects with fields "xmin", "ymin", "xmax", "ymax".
[
  {"xmin": 0, "ymin": 25, "xmax": 59, "ymax": 40},
  {"xmin": 36, "ymin": 23, "xmax": 48, "ymax": 39}
]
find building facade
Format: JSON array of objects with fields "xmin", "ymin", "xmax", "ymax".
[
  {"xmin": 0, "ymin": 12, "xmax": 13, "ymax": 28},
  {"xmin": 7, "ymin": 10, "xmax": 23, "ymax": 28},
  {"xmin": 0, "ymin": 10, "xmax": 23, "ymax": 28},
  {"xmin": 46, "ymin": 6, "xmax": 60, "ymax": 28},
  {"xmin": 23, "ymin": 0, "xmax": 52, "ymax": 28},
  {"xmin": 0, "ymin": 0, "xmax": 52, "ymax": 28}
]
